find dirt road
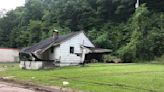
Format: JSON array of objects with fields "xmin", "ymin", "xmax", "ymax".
[{"xmin": 0, "ymin": 82, "xmax": 35, "ymax": 92}]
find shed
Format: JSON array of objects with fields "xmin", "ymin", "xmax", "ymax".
[{"xmin": 19, "ymin": 31, "xmax": 111, "ymax": 69}]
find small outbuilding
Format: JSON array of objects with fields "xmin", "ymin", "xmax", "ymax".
[
  {"xmin": 0, "ymin": 48, "xmax": 19, "ymax": 62},
  {"xmin": 19, "ymin": 31, "xmax": 111, "ymax": 69}
]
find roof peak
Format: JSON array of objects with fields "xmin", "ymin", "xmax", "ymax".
[{"xmin": 21, "ymin": 31, "xmax": 84, "ymax": 54}]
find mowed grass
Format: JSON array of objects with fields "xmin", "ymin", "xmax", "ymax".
[{"xmin": 0, "ymin": 63, "xmax": 164, "ymax": 92}]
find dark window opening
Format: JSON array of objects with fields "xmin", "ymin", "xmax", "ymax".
[
  {"xmin": 70, "ymin": 47, "xmax": 74, "ymax": 54},
  {"xmin": 51, "ymin": 47, "xmax": 54, "ymax": 53}
]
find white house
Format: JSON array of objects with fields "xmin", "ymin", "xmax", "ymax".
[
  {"xmin": 19, "ymin": 31, "xmax": 111, "ymax": 69},
  {"xmin": 0, "ymin": 48, "xmax": 19, "ymax": 62}
]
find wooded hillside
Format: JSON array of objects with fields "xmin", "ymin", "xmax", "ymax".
[{"xmin": 0, "ymin": 0, "xmax": 163, "ymax": 62}]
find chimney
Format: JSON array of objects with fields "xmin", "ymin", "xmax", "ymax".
[{"xmin": 53, "ymin": 29, "xmax": 59, "ymax": 38}]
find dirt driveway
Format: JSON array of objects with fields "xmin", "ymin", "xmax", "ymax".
[{"xmin": 0, "ymin": 82, "xmax": 35, "ymax": 92}]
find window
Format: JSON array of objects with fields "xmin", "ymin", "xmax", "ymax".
[
  {"xmin": 70, "ymin": 47, "xmax": 74, "ymax": 54},
  {"xmin": 51, "ymin": 47, "xmax": 54, "ymax": 53}
]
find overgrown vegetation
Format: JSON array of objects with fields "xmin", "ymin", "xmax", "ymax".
[
  {"xmin": 103, "ymin": 55, "xmax": 122, "ymax": 63},
  {"xmin": 0, "ymin": 0, "xmax": 163, "ymax": 62},
  {"xmin": 0, "ymin": 63, "xmax": 164, "ymax": 92}
]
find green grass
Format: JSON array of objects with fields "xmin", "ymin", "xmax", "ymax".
[{"xmin": 0, "ymin": 63, "xmax": 164, "ymax": 92}]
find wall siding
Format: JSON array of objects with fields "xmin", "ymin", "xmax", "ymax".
[
  {"xmin": 20, "ymin": 61, "xmax": 43, "ymax": 69},
  {"xmin": 55, "ymin": 32, "xmax": 94, "ymax": 65}
]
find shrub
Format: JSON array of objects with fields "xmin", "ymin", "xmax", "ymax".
[
  {"xmin": 103, "ymin": 55, "xmax": 122, "ymax": 63},
  {"xmin": 90, "ymin": 59, "xmax": 98, "ymax": 63},
  {"xmin": 151, "ymin": 55, "xmax": 164, "ymax": 64}
]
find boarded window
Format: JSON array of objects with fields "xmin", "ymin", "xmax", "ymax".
[{"xmin": 70, "ymin": 47, "xmax": 74, "ymax": 54}]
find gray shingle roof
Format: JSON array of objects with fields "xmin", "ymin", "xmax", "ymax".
[{"xmin": 21, "ymin": 31, "xmax": 82, "ymax": 54}]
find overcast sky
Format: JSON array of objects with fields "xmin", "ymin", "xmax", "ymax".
[{"xmin": 0, "ymin": 0, "xmax": 25, "ymax": 10}]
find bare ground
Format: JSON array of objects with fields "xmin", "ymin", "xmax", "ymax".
[
  {"xmin": 0, "ymin": 78, "xmax": 79, "ymax": 92},
  {"xmin": 0, "ymin": 82, "xmax": 34, "ymax": 92}
]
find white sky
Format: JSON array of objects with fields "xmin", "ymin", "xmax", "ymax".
[{"xmin": 0, "ymin": 0, "xmax": 25, "ymax": 10}]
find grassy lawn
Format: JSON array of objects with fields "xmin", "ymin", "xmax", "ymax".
[{"xmin": 0, "ymin": 63, "xmax": 164, "ymax": 92}]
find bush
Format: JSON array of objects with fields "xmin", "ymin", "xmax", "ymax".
[
  {"xmin": 103, "ymin": 55, "xmax": 122, "ymax": 63},
  {"xmin": 151, "ymin": 55, "xmax": 164, "ymax": 64},
  {"xmin": 90, "ymin": 59, "xmax": 98, "ymax": 63},
  {"xmin": 121, "ymin": 52, "xmax": 135, "ymax": 63}
]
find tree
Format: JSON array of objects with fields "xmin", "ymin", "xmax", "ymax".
[{"xmin": 117, "ymin": 4, "xmax": 164, "ymax": 62}]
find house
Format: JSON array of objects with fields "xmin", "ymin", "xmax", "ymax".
[
  {"xmin": 0, "ymin": 48, "xmax": 19, "ymax": 62},
  {"xmin": 19, "ymin": 31, "xmax": 111, "ymax": 69}
]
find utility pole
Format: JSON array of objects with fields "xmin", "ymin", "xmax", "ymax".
[{"xmin": 135, "ymin": 0, "xmax": 139, "ymax": 9}]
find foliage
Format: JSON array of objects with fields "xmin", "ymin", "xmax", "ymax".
[
  {"xmin": 153, "ymin": 55, "xmax": 164, "ymax": 63},
  {"xmin": 117, "ymin": 4, "xmax": 164, "ymax": 62},
  {"xmin": 103, "ymin": 55, "xmax": 122, "ymax": 63},
  {"xmin": 90, "ymin": 59, "xmax": 99, "ymax": 63}
]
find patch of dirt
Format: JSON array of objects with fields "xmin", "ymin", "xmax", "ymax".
[
  {"xmin": 0, "ymin": 82, "xmax": 34, "ymax": 92},
  {"xmin": 0, "ymin": 78, "xmax": 81, "ymax": 92}
]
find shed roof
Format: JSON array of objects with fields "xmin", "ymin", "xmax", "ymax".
[
  {"xmin": 89, "ymin": 48, "xmax": 112, "ymax": 53},
  {"xmin": 21, "ymin": 31, "xmax": 82, "ymax": 54},
  {"xmin": 83, "ymin": 46, "xmax": 112, "ymax": 53}
]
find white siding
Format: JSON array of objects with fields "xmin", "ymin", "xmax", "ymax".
[
  {"xmin": 48, "ymin": 46, "xmax": 61, "ymax": 60},
  {"xmin": 58, "ymin": 32, "xmax": 94, "ymax": 65},
  {"xmin": 54, "ymin": 46, "xmax": 61, "ymax": 60}
]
